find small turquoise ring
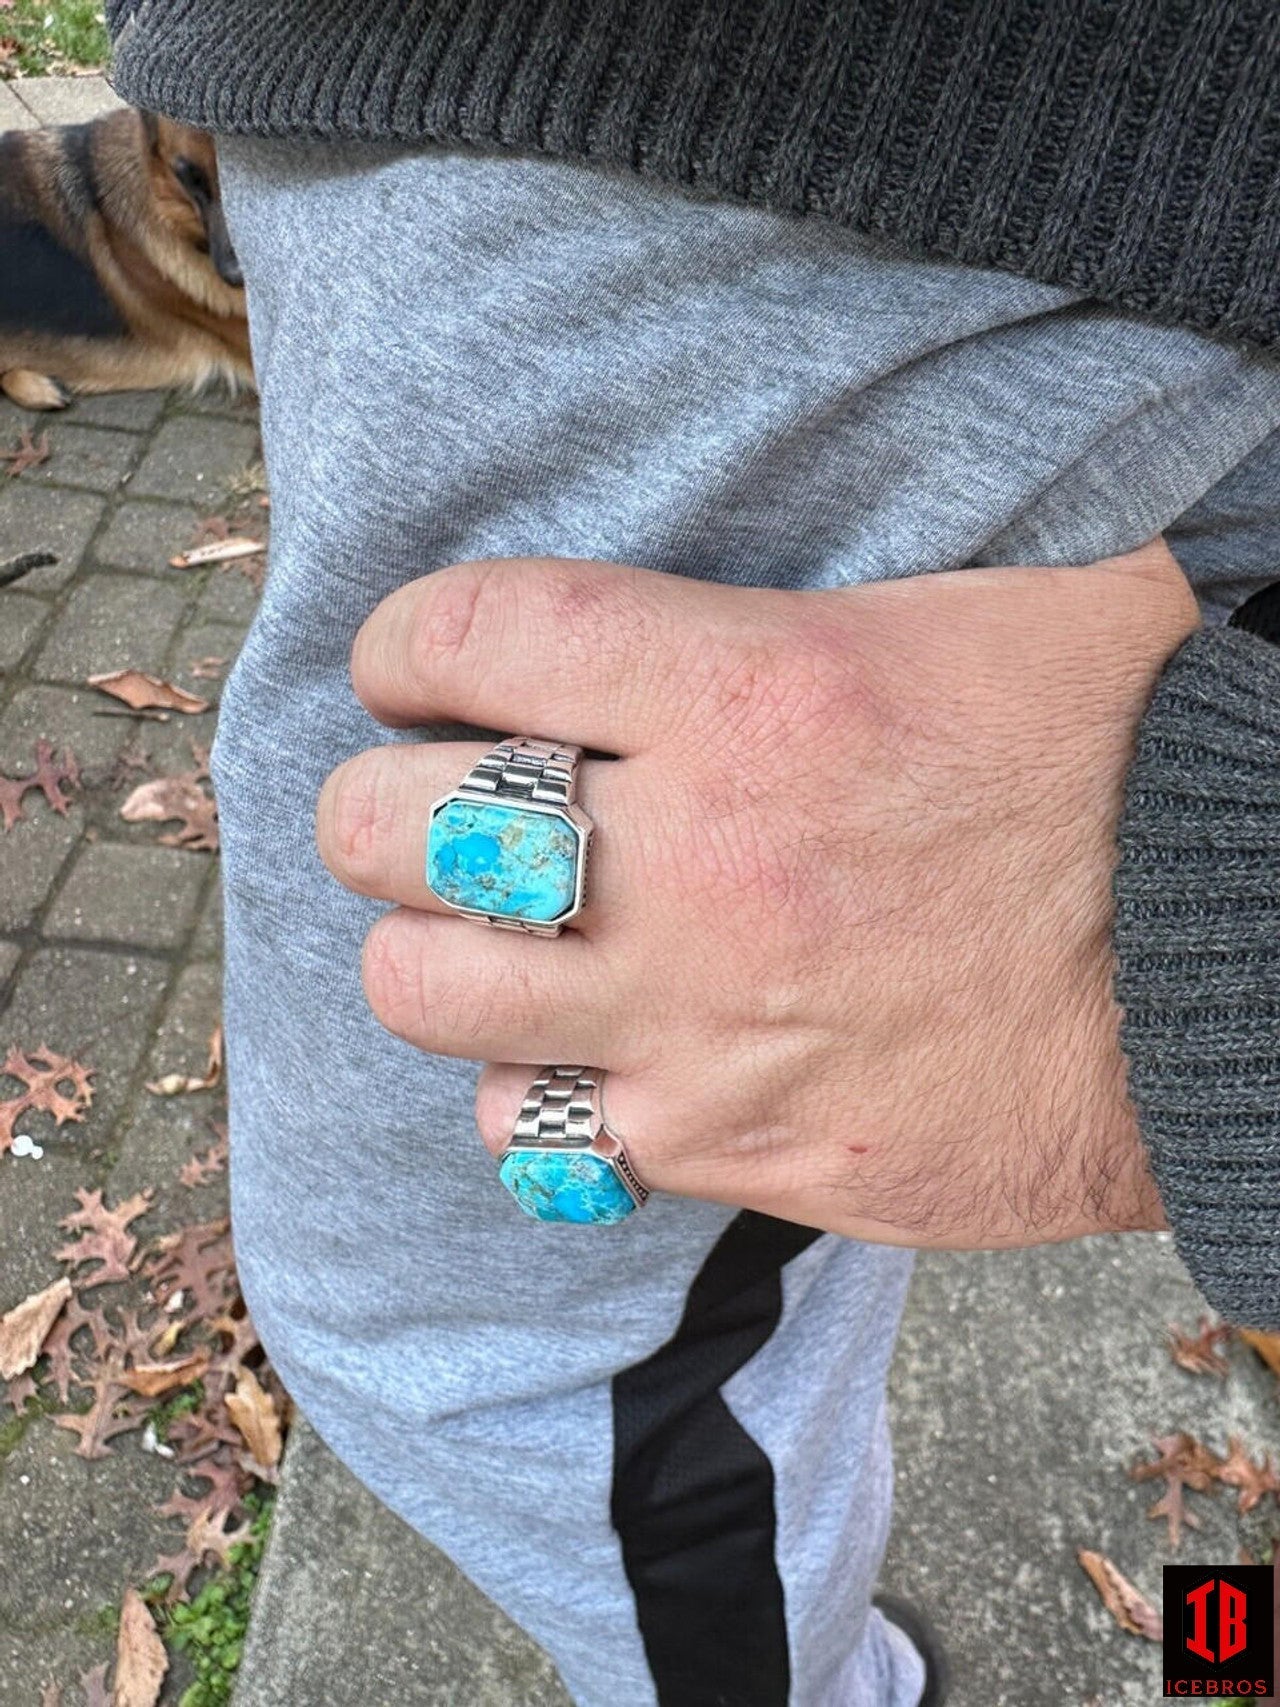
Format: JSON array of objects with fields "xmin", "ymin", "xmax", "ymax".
[
  {"xmin": 425, "ymin": 735, "xmax": 592, "ymax": 937},
  {"xmin": 499, "ymin": 1066, "xmax": 650, "ymax": 1225}
]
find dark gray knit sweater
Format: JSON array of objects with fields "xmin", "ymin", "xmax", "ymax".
[{"xmin": 105, "ymin": 0, "xmax": 1280, "ymax": 1323}]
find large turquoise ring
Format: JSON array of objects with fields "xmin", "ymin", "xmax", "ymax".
[
  {"xmin": 499, "ymin": 1066, "xmax": 650, "ymax": 1225},
  {"xmin": 425, "ymin": 736, "xmax": 593, "ymax": 937}
]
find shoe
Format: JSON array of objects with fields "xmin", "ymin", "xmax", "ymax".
[{"xmin": 873, "ymin": 1591, "xmax": 951, "ymax": 1705}]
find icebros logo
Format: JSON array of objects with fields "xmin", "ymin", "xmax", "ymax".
[{"xmin": 1164, "ymin": 1565, "xmax": 1274, "ymax": 1696}]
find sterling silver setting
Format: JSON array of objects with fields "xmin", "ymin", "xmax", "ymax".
[
  {"xmin": 425, "ymin": 735, "xmax": 594, "ymax": 937},
  {"xmin": 498, "ymin": 1066, "xmax": 650, "ymax": 1223}
]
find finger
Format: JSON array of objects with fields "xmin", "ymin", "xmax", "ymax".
[
  {"xmin": 349, "ymin": 554, "xmax": 782, "ymax": 753},
  {"xmin": 317, "ymin": 739, "xmax": 630, "ymax": 935},
  {"xmin": 362, "ymin": 906, "xmax": 639, "ymax": 1069}
]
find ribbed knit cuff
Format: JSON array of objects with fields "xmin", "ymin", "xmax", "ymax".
[{"xmin": 1113, "ymin": 625, "xmax": 1280, "ymax": 1328}]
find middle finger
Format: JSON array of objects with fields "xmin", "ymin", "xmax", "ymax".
[{"xmin": 317, "ymin": 740, "xmax": 630, "ymax": 934}]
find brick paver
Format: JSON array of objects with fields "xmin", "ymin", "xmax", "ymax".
[{"xmin": 0, "ymin": 374, "xmax": 262, "ymax": 1702}]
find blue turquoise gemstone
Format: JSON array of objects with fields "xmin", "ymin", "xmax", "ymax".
[
  {"xmin": 427, "ymin": 798, "xmax": 580, "ymax": 923},
  {"xmin": 499, "ymin": 1148, "xmax": 639, "ymax": 1224}
]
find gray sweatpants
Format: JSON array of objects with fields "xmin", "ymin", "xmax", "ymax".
[{"xmin": 214, "ymin": 137, "xmax": 1280, "ymax": 1707}]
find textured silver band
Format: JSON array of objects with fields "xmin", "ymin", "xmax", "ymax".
[
  {"xmin": 458, "ymin": 736, "xmax": 583, "ymax": 808},
  {"xmin": 507, "ymin": 1066, "xmax": 650, "ymax": 1207}
]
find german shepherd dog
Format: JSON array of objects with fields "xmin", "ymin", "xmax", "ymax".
[{"xmin": 0, "ymin": 108, "xmax": 252, "ymax": 409}]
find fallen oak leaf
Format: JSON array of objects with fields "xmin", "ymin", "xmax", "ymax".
[
  {"xmin": 225, "ymin": 1365, "xmax": 282, "ymax": 1471},
  {"xmin": 1130, "ymin": 1432, "xmax": 1222, "ymax": 1550},
  {"xmin": 1077, "ymin": 1549, "xmax": 1163, "ymax": 1641},
  {"xmin": 1168, "ymin": 1317, "xmax": 1231, "ymax": 1378},
  {"xmin": 54, "ymin": 1365, "xmax": 141, "ymax": 1459},
  {"xmin": 1214, "ymin": 1436, "xmax": 1280, "ymax": 1515},
  {"xmin": 0, "ymin": 1044, "xmax": 94, "ymax": 1155},
  {"xmin": 6, "ymin": 1369, "xmax": 38, "ymax": 1414},
  {"xmin": 1, "ymin": 426, "xmax": 51, "ymax": 476},
  {"xmin": 56, "ymin": 1187, "xmax": 154, "ymax": 1287},
  {"xmin": 39, "ymin": 1684, "xmax": 60, "ymax": 1707},
  {"xmin": 88, "ymin": 670, "xmax": 209, "ymax": 716},
  {"xmin": 169, "ymin": 536, "xmax": 263, "ymax": 569},
  {"xmin": 112, "ymin": 1585, "xmax": 168, "ymax": 1707},
  {"xmin": 120, "ymin": 747, "xmax": 217, "ymax": 854},
  {"xmin": 147, "ymin": 1024, "xmax": 223, "ymax": 1098},
  {"xmin": 1237, "ymin": 1327, "xmax": 1280, "ymax": 1380},
  {"xmin": 179, "ymin": 1124, "xmax": 229, "ymax": 1188},
  {"xmin": 120, "ymin": 1350, "xmax": 210, "ymax": 1398},
  {"xmin": 0, "ymin": 741, "xmax": 81, "ymax": 832},
  {"xmin": 0, "ymin": 1275, "xmax": 72, "ymax": 1379},
  {"xmin": 188, "ymin": 655, "xmax": 229, "ymax": 680}
]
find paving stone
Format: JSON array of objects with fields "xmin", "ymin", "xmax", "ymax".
[
  {"xmin": 170, "ymin": 624, "xmax": 243, "ymax": 697},
  {"xmin": 28, "ymin": 426, "xmax": 141, "ymax": 495},
  {"xmin": 129, "ymin": 418, "xmax": 260, "ymax": 505},
  {"xmin": 109, "ymin": 961, "xmax": 226, "ymax": 1214},
  {"xmin": 0, "ymin": 947, "xmax": 170, "ymax": 1298},
  {"xmin": 33, "ymin": 577, "xmax": 188, "ymax": 681},
  {"xmin": 0, "ymin": 590, "xmax": 49, "ymax": 671},
  {"xmin": 0, "ymin": 483, "xmax": 106, "ymax": 593},
  {"xmin": 0, "ymin": 941, "xmax": 20, "ymax": 983},
  {"xmin": 172, "ymin": 385, "xmax": 259, "ymax": 420},
  {"xmin": 44, "ymin": 844, "xmax": 207, "ymax": 949},
  {"xmin": 0, "ymin": 81, "xmax": 39, "ymax": 131},
  {"xmin": 0, "ymin": 811, "xmax": 81, "ymax": 933},
  {"xmin": 10, "ymin": 76, "xmax": 125, "ymax": 125},
  {"xmin": 238, "ymin": 1419, "xmax": 573, "ymax": 1707},
  {"xmin": 190, "ymin": 873, "xmax": 224, "ymax": 960},
  {"xmin": 0, "ymin": 684, "xmax": 131, "ymax": 773},
  {"xmin": 196, "ymin": 564, "xmax": 262, "ymax": 627},
  {"xmin": 95, "ymin": 500, "xmax": 201, "ymax": 573},
  {"xmin": 68, "ymin": 391, "xmax": 168, "ymax": 433}
]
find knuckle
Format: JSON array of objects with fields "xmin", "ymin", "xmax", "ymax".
[
  {"xmin": 408, "ymin": 559, "xmax": 505, "ymax": 677},
  {"xmin": 322, "ymin": 752, "xmax": 399, "ymax": 880}
]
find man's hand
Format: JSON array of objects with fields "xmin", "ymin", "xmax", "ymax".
[{"xmin": 315, "ymin": 541, "xmax": 1200, "ymax": 1249}]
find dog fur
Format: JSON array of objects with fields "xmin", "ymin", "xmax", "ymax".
[{"xmin": 0, "ymin": 108, "xmax": 252, "ymax": 409}]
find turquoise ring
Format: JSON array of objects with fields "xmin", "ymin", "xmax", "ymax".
[
  {"xmin": 426, "ymin": 736, "xmax": 592, "ymax": 937},
  {"xmin": 499, "ymin": 1066, "xmax": 650, "ymax": 1225}
]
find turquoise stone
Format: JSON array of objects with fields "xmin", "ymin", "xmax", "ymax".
[
  {"xmin": 427, "ymin": 798, "xmax": 580, "ymax": 923},
  {"xmin": 499, "ymin": 1148, "xmax": 638, "ymax": 1224}
]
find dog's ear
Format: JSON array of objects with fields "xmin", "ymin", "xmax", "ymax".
[{"xmin": 139, "ymin": 108, "xmax": 162, "ymax": 153}]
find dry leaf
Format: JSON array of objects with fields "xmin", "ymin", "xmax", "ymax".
[
  {"xmin": 1131, "ymin": 1433, "xmax": 1222, "ymax": 1550},
  {"xmin": 0, "ymin": 1045, "xmax": 94, "ymax": 1155},
  {"xmin": 0, "ymin": 741, "xmax": 81, "ymax": 832},
  {"xmin": 1077, "ymin": 1549, "xmax": 1163, "ymax": 1641},
  {"xmin": 225, "ymin": 1366, "xmax": 282, "ymax": 1470},
  {"xmin": 188, "ymin": 655, "xmax": 229, "ymax": 680},
  {"xmin": 112, "ymin": 1586, "xmax": 168, "ymax": 1707},
  {"xmin": 144, "ymin": 1218, "xmax": 235, "ymax": 1322},
  {"xmin": 2, "ymin": 427, "xmax": 51, "ymax": 476},
  {"xmin": 1214, "ymin": 1436, "xmax": 1280, "ymax": 1515},
  {"xmin": 40, "ymin": 1684, "xmax": 61, "ymax": 1707},
  {"xmin": 169, "ymin": 537, "xmax": 263, "ymax": 569},
  {"xmin": 120, "ymin": 748, "xmax": 217, "ymax": 854},
  {"xmin": 55, "ymin": 1366, "xmax": 141, "ymax": 1459},
  {"xmin": 120, "ymin": 1350, "xmax": 210, "ymax": 1398},
  {"xmin": 179, "ymin": 1123, "xmax": 229, "ymax": 1188},
  {"xmin": 1168, "ymin": 1318, "xmax": 1231, "ymax": 1378},
  {"xmin": 0, "ymin": 1276, "xmax": 72, "ymax": 1379},
  {"xmin": 1237, "ymin": 1328, "xmax": 1280, "ymax": 1380},
  {"xmin": 88, "ymin": 670, "xmax": 210, "ymax": 715},
  {"xmin": 147, "ymin": 1025, "xmax": 223, "ymax": 1097},
  {"xmin": 56, "ymin": 1187, "xmax": 154, "ymax": 1287}
]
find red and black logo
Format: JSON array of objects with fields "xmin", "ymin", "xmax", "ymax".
[{"xmin": 1164, "ymin": 1565, "xmax": 1275, "ymax": 1696}]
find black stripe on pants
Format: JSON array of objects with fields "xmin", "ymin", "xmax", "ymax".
[{"xmin": 611, "ymin": 1210, "xmax": 824, "ymax": 1706}]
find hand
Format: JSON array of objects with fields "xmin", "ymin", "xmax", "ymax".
[{"xmin": 315, "ymin": 541, "xmax": 1200, "ymax": 1249}]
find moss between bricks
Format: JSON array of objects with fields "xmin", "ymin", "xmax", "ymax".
[{"xmin": 145, "ymin": 1487, "xmax": 276, "ymax": 1707}]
